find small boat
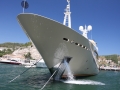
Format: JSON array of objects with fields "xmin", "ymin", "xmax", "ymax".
[
  {"xmin": 25, "ymin": 64, "xmax": 36, "ymax": 68},
  {"xmin": 36, "ymin": 59, "xmax": 47, "ymax": 68},
  {"xmin": 0, "ymin": 59, "xmax": 22, "ymax": 65}
]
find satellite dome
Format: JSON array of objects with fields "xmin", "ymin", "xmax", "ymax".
[
  {"xmin": 79, "ymin": 26, "xmax": 83, "ymax": 31},
  {"xmin": 87, "ymin": 25, "xmax": 92, "ymax": 31}
]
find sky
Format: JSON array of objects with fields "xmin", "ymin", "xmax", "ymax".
[{"xmin": 0, "ymin": 0, "xmax": 120, "ymax": 55}]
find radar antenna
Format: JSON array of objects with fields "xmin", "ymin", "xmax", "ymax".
[
  {"xmin": 79, "ymin": 25, "xmax": 92, "ymax": 39},
  {"xmin": 63, "ymin": 0, "xmax": 71, "ymax": 28},
  {"xmin": 21, "ymin": 0, "xmax": 29, "ymax": 13}
]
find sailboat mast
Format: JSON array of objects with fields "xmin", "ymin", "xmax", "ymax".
[{"xmin": 63, "ymin": 0, "xmax": 71, "ymax": 28}]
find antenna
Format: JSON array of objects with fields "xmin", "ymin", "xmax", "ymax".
[
  {"xmin": 63, "ymin": 0, "xmax": 71, "ymax": 28},
  {"xmin": 91, "ymin": 29, "xmax": 92, "ymax": 39},
  {"xmin": 79, "ymin": 25, "xmax": 92, "ymax": 39},
  {"xmin": 21, "ymin": 0, "xmax": 29, "ymax": 13}
]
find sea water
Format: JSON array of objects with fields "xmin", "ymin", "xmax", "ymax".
[{"xmin": 0, "ymin": 63, "xmax": 120, "ymax": 90}]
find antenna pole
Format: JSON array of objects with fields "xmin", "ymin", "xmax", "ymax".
[
  {"xmin": 21, "ymin": 0, "xmax": 29, "ymax": 13},
  {"xmin": 23, "ymin": 0, "xmax": 26, "ymax": 13},
  {"xmin": 23, "ymin": 6, "xmax": 24, "ymax": 13},
  {"xmin": 91, "ymin": 30, "xmax": 92, "ymax": 39},
  {"xmin": 63, "ymin": 0, "xmax": 71, "ymax": 28}
]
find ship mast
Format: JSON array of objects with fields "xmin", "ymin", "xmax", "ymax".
[{"xmin": 63, "ymin": 0, "xmax": 71, "ymax": 28}]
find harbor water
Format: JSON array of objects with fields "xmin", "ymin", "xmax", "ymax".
[{"xmin": 0, "ymin": 63, "xmax": 120, "ymax": 90}]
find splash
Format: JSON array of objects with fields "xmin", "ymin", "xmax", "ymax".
[
  {"xmin": 64, "ymin": 60, "xmax": 74, "ymax": 80},
  {"xmin": 62, "ymin": 79, "xmax": 105, "ymax": 85}
]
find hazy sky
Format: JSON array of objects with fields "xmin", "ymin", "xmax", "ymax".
[{"xmin": 0, "ymin": 0, "xmax": 120, "ymax": 55}]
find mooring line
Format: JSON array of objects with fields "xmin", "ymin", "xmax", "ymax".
[
  {"xmin": 40, "ymin": 59, "xmax": 64, "ymax": 90},
  {"xmin": 40, "ymin": 70, "xmax": 57, "ymax": 90},
  {"xmin": 9, "ymin": 58, "xmax": 43, "ymax": 83}
]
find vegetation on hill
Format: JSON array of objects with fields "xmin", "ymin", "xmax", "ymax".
[
  {"xmin": 24, "ymin": 52, "xmax": 32, "ymax": 59},
  {"xmin": 0, "ymin": 42, "xmax": 32, "ymax": 48},
  {"xmin": 99, "ymin": 54, "xmax": 120, "ymax": 64},
  {"xmin": 0, "ymin": 42, "xmax": 32, "ymax": 57},
  {"xmin": 0, "ymin": 49, "xmax": 13, "ymax": 57}
]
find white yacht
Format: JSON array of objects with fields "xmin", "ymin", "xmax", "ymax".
[
  {"xmin": 17, "ymin": 0, "xmax": 99, "ymax": 79},
  {"xmin": 0, "ymin": 58, "xmax": 22, "ymax": 65}
]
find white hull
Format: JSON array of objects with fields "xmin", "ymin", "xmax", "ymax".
[
  {"xmin": 0, "ymin": 59, "xmax": 22, "ymax": 65},
  {"xmin": 17, "ymin": 13, "xmax": 99, "ymax": 78}
]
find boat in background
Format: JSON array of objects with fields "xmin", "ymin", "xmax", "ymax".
[
  {"xmin": 17, "ymin": 0, "xmax": 99, "ymax": 80},
  {"xmin": 24, "ymin": 64, "xmax": 36, "ymax": 68},
  {"xmin": 36, "ymin": 59, "xmax": 47, "ymax": 68},
  {"xmin": 22, "ymin": 59, "xmax": 47, "ymax": 68},
  {"xmin": 0, "ymin": 59, "xmax": 22, "ymax": 65}
]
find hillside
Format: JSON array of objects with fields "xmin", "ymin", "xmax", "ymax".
[
  {"xmin": 0, "ymin": 42, "xmax": 41, "ymax": 59},
  {"xmin": 0, "ymin": 42, "xmax": 32, "ymax": 48}
]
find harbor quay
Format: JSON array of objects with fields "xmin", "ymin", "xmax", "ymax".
[{"xmin": 99, "ymin": 66, "xmax": 120, "ymax": 71}]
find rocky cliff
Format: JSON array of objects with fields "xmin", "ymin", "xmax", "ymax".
[{"xmin": 12, "ymin": 46, "xmax": 42, "ymax": 60}]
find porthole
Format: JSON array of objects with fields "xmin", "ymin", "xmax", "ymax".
[
  {"xmin": 83, "ymin": 46, "xmax": 85, "ymax": 48},
  {"xmin": 63, "ymin": 38, "xmax": 69, "ymax": 42},
  {"xmin": 79, "ymin": 44, "xmax": 83, "ymax": 48},
  {"xmin": 75, "ymin": 43, "xmax": 79, "ymax": 46},
  {"xmin": 79, "ymin": 44, "xmax": 82, "ymax": 47},
  {"xmin": 80, "ymin": 45, "xmax": 83, "ymax": 48}
]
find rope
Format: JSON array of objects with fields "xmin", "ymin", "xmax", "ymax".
[
  {"xmin": 40, "ymin": 59, "xmax": 63, "ymax": 90},
  {"xmin": 9, "ymin": 58, "xmax": 43, "ymax": 83},
  {"xmin": 40, "ymin": 70, "xmax": 57, "ymax": 90}
]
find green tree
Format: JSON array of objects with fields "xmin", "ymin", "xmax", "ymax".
[
  {"xmin": 105, "ymin": 54, "xmax": 118, "ymax": 64},
  {"xmin": 0, "ymin": 49, "xmax": 13, "ymax": 57},
  {"xmin": 4, "ymin": 49, "xmax": 13, "ymax": 54},
  {"xmin": 24, "ymin": 42, "xmax": 32, "ymax": 47},
  {"xmin": 24, "ymin": 52, "xmax": 32, "ymax": 59}
]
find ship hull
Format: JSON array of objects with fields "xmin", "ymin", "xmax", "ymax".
[{"xmin": 17, "ymin": 13, "xmax": 99, "ymax": 78}]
